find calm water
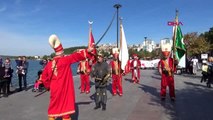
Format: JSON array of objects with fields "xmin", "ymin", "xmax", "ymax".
[{"xmin": 10, "ymin": 60, "xmax": 78, "ymax": 87}]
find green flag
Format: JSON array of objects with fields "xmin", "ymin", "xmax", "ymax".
[{"xmin": 175, "ymin": 26, "xmax": 186, "ymax": 61}]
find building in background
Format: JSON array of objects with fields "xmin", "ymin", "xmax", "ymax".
[{"xmin": 142, "ymin": 39, "xmax": 156, "ymax": 52}]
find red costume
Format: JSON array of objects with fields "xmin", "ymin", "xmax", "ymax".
[
  {"xmin": 158, "ymin": 43, "xmax": 176, "ymax": 101},
  {"xmin": 130, "ymin": 54, "xmax": 141, "ymax": 83},
  {"xmin": 77, "ymin": 59, "xmax": 91, "ymax": 93},
  {"xmin": 158, "ymin": 57, "xmax": 176, "ymax": 99},
  {"xmin": 124, "ymin": 60, "xmax": 131, "ymax": 74},
  {"xmin": 41, "ymin": 35, "xmax": 92, "ymax": 119},
  {"xmin": 110, "ymin": 48, "xmax": 123, "ymax": 96}
]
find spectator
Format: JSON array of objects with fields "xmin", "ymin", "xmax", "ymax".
[
  {"xmin": 2, "ymin": 58, "xmax": 13, "ymax": 95},
  {"xmin": 207, "ymin": 57, "xmax": 213, "ymax": 88},
  {"xmin": 201, "ymin": 60, "xmax": 208, "ymax": 83},
  {"xmin": 16, "ymin": 56, "xmax": 29, "ymax": 91},
  {"xmin": 39, "ymin": 59, "xmax": 48, "ymax": 70},
  {"xmin": 191, "ymin": 57, "xmax": 198, "ymax": 75},
  {"xmin": 22, "ymin": 56, "xmax": 29, "ymax": 90}
]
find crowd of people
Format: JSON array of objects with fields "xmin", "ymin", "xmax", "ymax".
[
  {"xmin": 0, "ymin": 56, "xmax": 30, "ymax": 97},
  {"xmin": 0, "ymin": 34, "xmax": 212, "ymax": 120}
]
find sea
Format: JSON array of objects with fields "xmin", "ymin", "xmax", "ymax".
[{"xmin": 10, "ymin": 60, "xmax": 78, "ymax": 88}]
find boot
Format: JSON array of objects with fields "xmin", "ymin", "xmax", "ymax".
[
  {"xmin": 48, "ymin": 117, "xmax": 55, "ymax": 120},
  {"xmin": 94, "ymin": 103, "xmax": 101, "ymax": 110},
  {"xmin": 102, "ymin": 104, "xmax": 106, "ymax": 111},
  {"xmin": 94, "ymin": 105, "xmax": 101, "ymax": 110}
]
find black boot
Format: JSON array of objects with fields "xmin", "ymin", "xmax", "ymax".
[
  {"xmin": 102, "ymin": 104, "xmax": 106, "ymax": 111},
  {"xmin": 94, "ymin": 103, "xmax": 101, "ymax": 110}
]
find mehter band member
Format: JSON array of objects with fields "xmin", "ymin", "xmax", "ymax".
[
  {"xmin": 41, "ymin": 34, "xmax": 93, "ymax": 120},
  {"xmin": 110, "ymin": 48, "xmax": 123, "ymax": 96},
  {"xmin": 130, "ymin": 54, "xmax": 141, "ymax": 83},
  {"xmin": 77, "ymin": 58, "xmax": 92, "ymax": 94},
  {"xmin": 158, "ymin": 42, "xmax": 177, "ymax": 101}
]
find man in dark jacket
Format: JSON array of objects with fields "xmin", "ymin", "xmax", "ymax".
[{"xmin": 91, "ymin": 53, "xmax": 111, "ymax": 111}]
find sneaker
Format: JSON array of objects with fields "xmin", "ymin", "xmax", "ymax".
[
  {"xmin": 118, "ymin": 93, "xmax": 123, "ymax": 96},
  {"xmin": 80, "ymin": 91, "xmax": 85, "ymax": 94},
  {"xmin": 112, "ymin": 93, "xmax": 117, "ymax": 96},
  {"xmin": 86, "ymin": 91, "xmax": 90, "ymax": 94}
]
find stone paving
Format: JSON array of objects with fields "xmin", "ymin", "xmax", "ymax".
[{"xmin": 0, "ymin": 69, "xmax": 212, "ymax": 120}]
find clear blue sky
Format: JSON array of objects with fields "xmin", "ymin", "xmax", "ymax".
[{"xmin": 0, "ymin": 0, "xmax": 212, "ymax": 56}]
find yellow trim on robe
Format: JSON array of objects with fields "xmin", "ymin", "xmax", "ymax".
[{"xmin": 48, "ymin": 110, "xmax": 75, "ymax": 117}]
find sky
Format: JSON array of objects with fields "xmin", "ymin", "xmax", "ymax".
[{"xmin": 0, "ymin": 0, "xmax": 213, "ymax": 56}]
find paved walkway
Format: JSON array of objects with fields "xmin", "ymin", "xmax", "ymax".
[{"xmin": 0, "ymin": 70, "xmax": 213, "ymax": 120}]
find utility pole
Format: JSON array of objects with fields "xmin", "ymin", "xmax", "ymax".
[
  {"xmin": 114, "ymin": 4, "xmax": 122, "ymax": 48},
  {"xmin": 144, "ymin": 37, "xmax": 147, "ymax": 51}
]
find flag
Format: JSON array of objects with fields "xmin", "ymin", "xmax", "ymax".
[
  {"xmin": 174, "ymin": 25, "xmax": 186, "ymax": 61},
  {"xmin": 88, "ymin": 26, "xmax": 97, "ymax": 63},
  {"xmin": 119, "ymin": 23, "xmax": 129, "ymax": 70}
]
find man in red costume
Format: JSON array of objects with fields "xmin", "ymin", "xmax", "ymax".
[
  {"xmin": 77, "ymin": 58, "xmax": 92, "ymax": 94},
  {"xmin": 41, "ymin": 34, "xmax": 93, "ymax": 120},
  {"xmin": 110, "ymin": 48, "xmax": 123, "ymax": 96},
  {"xmin": 130, "ymin": 54, "xmax": 141, "ymax": 83},
  {"xmin": 158, "ymin": 42, "xmax": 177, "ymax": 101}
]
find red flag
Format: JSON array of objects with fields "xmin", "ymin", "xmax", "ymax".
[{"xmin": 88, "ymin": 27, "xmax": 97, "ymax": 63}]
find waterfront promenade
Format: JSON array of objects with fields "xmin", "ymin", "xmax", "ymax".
[{"xmin": 0, "ymin": 69, "xmax": 213, "ymax": 120}]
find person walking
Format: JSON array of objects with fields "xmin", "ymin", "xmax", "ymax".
[
  {"xmin": 201, "ymin": 60, "xmax": 208, "ymax": 83},
  {"xmin": 40, "ymin": 34, "xmax": 94, "ymax": 120},
  {"xmin": 158, "ymin": 43, "xmax": 177, "ymax": 101},
  {"xmin": 91, "ymin": 52, "xmax": 111, "ymax": 111},
  {"xmin": 130, "ymin": 54, "xmax": 141, "ymax": 83},
  {"xmin": 191, "ymin": 56, "xmax": 198, "ymax": 75}
]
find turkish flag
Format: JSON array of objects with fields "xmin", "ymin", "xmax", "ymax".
[{"xmin": 88, "ymin": 28, "xmax": 97, "ymax": 63}]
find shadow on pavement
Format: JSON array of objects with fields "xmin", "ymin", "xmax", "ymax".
[
  {"xmin": 124, "ymin": 78, "xmax": 132, "ymax": 83},
  {"xmin": 184, "ymin": 81, "xmax": 208, "ymax": 88},
  {"xmin": 151, "ymin": 75, "xmax": 161, "ymax": 80},
  {"xmin": 180, "ymin": 73, "xmax": 202, "ymax": 79},
  {"xmin": 174, "ymin": 83, "xmax": 213, "ymax": 120},
  {"xmin": 138, "ymin": 84, "xmax": 178, "ymax": 120},
  {"xmin": 55, "ymin": 101, "xmax": 92, "ymax": 120},
  {"xmin": 138, "ymin": 81, "xmax": 213, "ymax": 120}
]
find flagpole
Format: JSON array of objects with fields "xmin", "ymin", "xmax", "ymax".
[
  {"xmin": 88, "ymin": 21, "xmax": 93, "ymax": 47},
  {"xmin": 119, "ymin": 17, "xmax": 123, "ymax": 75},
  {"xmin": 173, "ymin": 10, "xmax": 178, "ymax": 73},
  {"xmin": 114, "ymin": 4, "xmax": 122, "ymax": 48}
]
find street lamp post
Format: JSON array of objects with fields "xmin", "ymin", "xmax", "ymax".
[
  {"xmin": 114, "ymin": 4, "xmax": 122, "ymax": 48},
  {"xmin": 144, "ymin": 37, "xmax": 147, "ymax": 51}
]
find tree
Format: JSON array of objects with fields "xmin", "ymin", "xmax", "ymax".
[
  {"xmin": 184, "ymin": 32, "xmax": 210, "ymax": 56},
  {"xmin": 201, "ymin": 27, "xmax": 213, "ymax": 52}
]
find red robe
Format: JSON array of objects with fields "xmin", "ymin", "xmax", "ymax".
[
  {"xmin": 130, "ymin": 59, "xmax": 141, "ymax": 83},
  {"xmin": 78, "ymin": 60, "xmax": 91, "ymax": 92},
  {"xmin": 110, "ymin": 60, "xmax": 122, "ymax": 95},
  {"xmin": 41, "ymin": 49, "xmax": 91, "ymax": 117},
  {"xmin": 158, "ymin": 57, "xmax": 176, "ymax": 98}
]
